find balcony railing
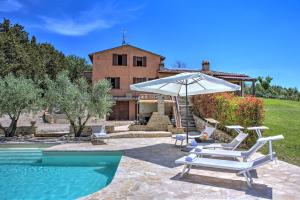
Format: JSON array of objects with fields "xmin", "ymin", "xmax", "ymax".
[{"xmin": 139, "ymin": 94, "xmax": 172, "ymax": 101}]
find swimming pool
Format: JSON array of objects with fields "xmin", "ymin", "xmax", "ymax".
[{"xmin": 0, "ymin": 146, "xmax": 122, "ymax": 200}]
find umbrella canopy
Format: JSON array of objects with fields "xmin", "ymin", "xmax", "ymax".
[
  {"xmin": 130, "ymin": 72, "xmax": 241, "ymax": 145},
  {"xmin": 130, "ymin": 72, "xmax": 241, "ymax": 96}
]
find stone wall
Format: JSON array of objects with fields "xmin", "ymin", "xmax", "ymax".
[
  {"xmin": 0, "ymin": 126, "xmax": 37, "ymax": 136},
  {"xmin": 147, "ymin": 112, "xmax": 172, "ymax": 131},
  {"xmin": 128, "ymin": 124, "xmax": 148, "ymax": 131},
  {"xmin": 43, "ymin": 112, "xmax": 69, "ymax": 124},
  {"xmin": 129, "ymin": 112, "xmax": 174, "ymax": 132},
  {"xmin": 69, "ymin": 125, "xmax": 114, "ymax": 136},
  {"xmin": 193, "ymin": 114, "xmax": 233, "ymax": 143},
  {"xmin": 167, "ymin": 125, "xmax": 184, "ymax": 134}
]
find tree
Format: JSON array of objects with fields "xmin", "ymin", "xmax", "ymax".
[
  {"xmin": 0, "ymin": 18, "xmax": 67, "ymax": 81},
  {"xmin": 66, "ymin": 55, "xmax": 91, "ymax": 82},
  {"xmin": 45, "ymin": 73, "xmax": 114, "ymax": 137},
  {"xmin": 257, "ymin": 76, "xmax": 273, "ymax": 91},
  {"xmin": 0, "ymin": 19, "xmax": 31, "ymax": 77},
  {"xmin": 172, "ymin": 60, "xmax": 187, "ymax": 69},
  {"xmin": 0, "ymin": 74, "xmax": 43, "ymax": 137}
]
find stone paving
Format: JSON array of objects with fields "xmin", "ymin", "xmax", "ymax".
[{"xmin": 46, "ymin": 137, "xmax": 300, "ymax": 200}]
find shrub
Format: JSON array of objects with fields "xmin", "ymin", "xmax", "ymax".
[
  {"xmin": 192, "ymin": 93, "xmax": 265, "ymax": 146},
  {"xmin": 237, "ymin": 95, "xmax": 264, "ymax": 127},
  {"xmin": 191, "ymin": 94, "xmax": 216, "ymax": 118}
]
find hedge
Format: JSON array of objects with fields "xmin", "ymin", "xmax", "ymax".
[{"xmin": 191, "ymin": 93, "xmax": 264, "ymax": 146}]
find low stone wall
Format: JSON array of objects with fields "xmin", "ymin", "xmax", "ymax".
[
  {"xmin": 128, "ymin": 125, "xmax": 148, "ymax": 131},
  {"xmin": 43, "ymin": 113, "xmax": 68, "ymax": 124},
  {"xmin": 69, "ymin": 125, "xmax": 114, "ymax": 136},
  {"xmin": 0, "ymin": 126, "xmax": 37, "ymax": 136},
  {"xmin": 128, "ymin": 124, "xmax": 182, "ymax": 134},
  {"xmin": 167, "ymin": 125, "xmax": 184, "ymax": 134},
  {"xmin": 193, "ymin": 114, "xmax": 233, "ymax": 143}
]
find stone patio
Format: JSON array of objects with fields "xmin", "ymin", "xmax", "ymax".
[{"xmin": 46, "ymin": 137, "xmax": 300, "ymax": 200}]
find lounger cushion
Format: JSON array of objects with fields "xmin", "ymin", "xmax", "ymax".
[
  {"xmin": 190, "ymin": 148, "xmax": 242, "ymax": 158},
  {"xmin": 175, "ymin": 156, "xmax": 252, "ymax": 171},
  {"xmin": 188, "ymin": 143, "xmax": 224, "ymax": 149},
  {"xmin": 93, "ymin": 132, "xmax": 108, "ymax": 137}
]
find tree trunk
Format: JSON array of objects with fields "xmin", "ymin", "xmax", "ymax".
[
  {"xmin": 74, "ymin": 115, "xmax": 90, "ymax": 137},
  {"xmin": 76, "ymin": 125, "xmax": 84, "ymax": 137},
  {"xmin": 5, "ymin": 118, "xmax": 18, "ymax": 137},
  {"xmin": 70, "ymin": 121, "xmax": 78, "ymax": 137}
]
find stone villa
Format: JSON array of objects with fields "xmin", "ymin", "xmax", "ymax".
[{"xmin": 88, "ymin": 44, "xmax": 256, "ymax": 122}]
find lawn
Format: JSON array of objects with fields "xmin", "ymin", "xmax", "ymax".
[{"xmin": 262, "ymin": 98, "xmax": 300, "ymax": 166}]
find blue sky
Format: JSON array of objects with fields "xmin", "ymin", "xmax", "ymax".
[{"xmin": 1, "ymin": 0, "xmax": 300, "ymax": 88}]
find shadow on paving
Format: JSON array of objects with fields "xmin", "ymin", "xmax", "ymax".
[
  {"xmin": 171, "ymin": 173, "xmax": 272, "ymax": 199},
  {"xmin": 122, "ymin": 142, "xmax": 271, "ymax": 199},
  {"xmin": 123, "ymin": 143, "xmax": 187, "ymax": 168}
]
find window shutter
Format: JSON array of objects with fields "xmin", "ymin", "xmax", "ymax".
[
  {"xmin": 122, "ymin": 54, "xmax": 127, "ymax": 66},
  {"xmin": 133, "ymin": 56, "xmax": 137, "ymax": 66},
  {"xmin": 143, "ymin": 56, "xmax": 147, "ymax": 66},
  {"xmin": 112, "ymin": 54, "xmax": 118, "ymax": 65},
  {"xmin": 116, "ymin": 77, "xmax": 120, "ymax": 89}
]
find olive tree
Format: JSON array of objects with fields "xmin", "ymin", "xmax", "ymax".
[
  {"xmin": 45, "ymin": 73, "xmax": 114, "ymax": 137},
  {"xmin": 0, "ymin": 74, "xmax": 43, "ymax": 137}
]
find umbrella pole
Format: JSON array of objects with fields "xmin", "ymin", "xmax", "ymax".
[{"xmin": 185, "ymin": 83, "xmax": 189, "ymax": 144}]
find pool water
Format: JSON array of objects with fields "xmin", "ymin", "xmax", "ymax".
[{"xmin": 0, "ymin": 148, "xmax": 122, "ymax": 200}]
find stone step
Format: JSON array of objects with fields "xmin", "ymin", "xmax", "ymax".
[
  {"xmin": 0, "ymin": 157, "xmax": 42, "ymax": 164},
  {"xmin": 109, "ymin": 131, "xmax": 172, "ymax": 138},
  {"xmin": 180, "ymin": 116, "xmax": 194, "ymax": 120},
  {"xmin": 183, "ymin": 127, "xmax": 198, "ymax": 131},
  {"xmin": 181, "ymin": 118, "xmax": 195, "ymax": 121},
  {"xmin": 181, "ymin": 119, "xmax": 194, "ymax": 123},
  {"xmin": 35, "ymin": 131, "xmax": 69, "ymax": 137}
]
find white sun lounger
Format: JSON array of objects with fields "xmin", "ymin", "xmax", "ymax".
[
  {"xmin": 247, "ymin": 126, "xmax": 269, "ymax": 138},
  {"xmin": 175, "ymin": 153, "xmax": 277, "ymax": 187},
  {"xmin": 91, "ymin": 125, "xmax": 109, "ymax": 144},
  {"xmin": 190, "ymin": 135, "xmax": 284, "ymax": 161},
  {"xmin": 189, "ymin": 132, "xmax": 248, "ymax": 151},
  {"xmin": 174, "ymin": 126, "xmax": 216, "ymax": 148},
  {"xmin": 188, "ymin": 126, "xmax": 216, "ymax": 139}
]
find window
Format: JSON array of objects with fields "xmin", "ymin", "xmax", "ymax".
[
  {"xmin": 113, "ymin": 54, "xmax": 127, "ymax": 66},
  {"xmin": 133, "ymin": 56, "xmax": 147, "ymax": 67},
  {"xmin": 133, "ymin": 77, "xmax": 147, "ymax": 84},
  {"xmin": 106, "ymin": 77, "xmax": 120, "ymax": 89},
  {"xmin": 136, "ymin": 57, "xmax": 143, "ymax": 66}
]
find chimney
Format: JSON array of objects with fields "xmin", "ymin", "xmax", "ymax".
[{"xmin": 201, "ymin": 60, "xmax": 210, "ymax": 71}]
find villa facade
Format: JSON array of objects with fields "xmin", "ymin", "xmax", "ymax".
[{"xmin": 88, "ymin": 44, "xmax": 256, "ymax": 121}]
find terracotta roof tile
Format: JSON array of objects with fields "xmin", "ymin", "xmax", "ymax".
[{"xmin": 158, "ymin": 68, "xmax": 256, "ymax": 81}]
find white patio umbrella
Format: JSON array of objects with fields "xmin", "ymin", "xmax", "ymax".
[{"xmin": 130, "ymin": 72, "xmax": 241, "ymax": 144}]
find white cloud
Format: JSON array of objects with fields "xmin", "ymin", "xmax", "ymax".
[
  {"xmin": 0, "ymin": 0, "xmax": 22, "ymax": 12},
  {"xmin": 37, "ymin": 1, "xmax": 144, "ymax": 36},
  {"xmin": 41, "ymin": 17, "xmax": 112, "ymax": 36}
]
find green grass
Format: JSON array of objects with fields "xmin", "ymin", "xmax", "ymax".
[{"xmin": 262, "ymin": 98, "xmax": 300, "ymax": 166}]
